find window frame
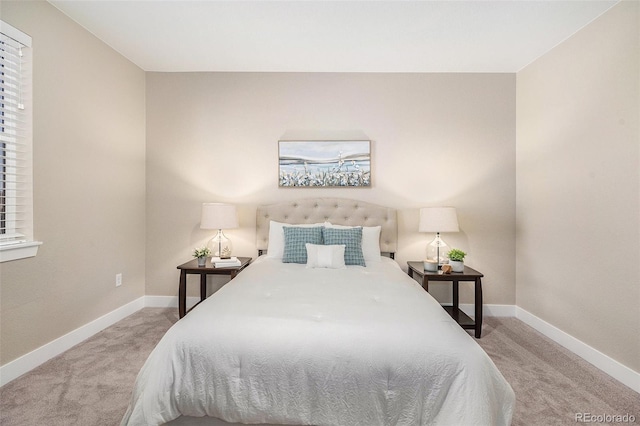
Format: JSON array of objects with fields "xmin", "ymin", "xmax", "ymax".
[{"xmin": 0, "ymin": 20, "xmax": 40, "ymax": 262}]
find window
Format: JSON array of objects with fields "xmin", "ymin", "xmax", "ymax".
[{"xmin": 0, "ymin": 20, "xmax": 39, "ymax": 262}]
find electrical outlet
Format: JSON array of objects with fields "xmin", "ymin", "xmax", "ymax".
[{"xmin": 116, "ymin": 273, "xmax": 122, "ymax": 287}]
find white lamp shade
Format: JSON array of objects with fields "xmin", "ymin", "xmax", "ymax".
[
  {"xmin": 419, "ymin": 207, "xmax": 459, "ymax": 233},
  {"xmin": 200, "ymin": 203, "xmax": 239, "ymax": 230}
]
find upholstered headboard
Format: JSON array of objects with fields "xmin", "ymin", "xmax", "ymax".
[{"xmin": 256, "ymin": 198, "xmax": 397, "ymax": 255}]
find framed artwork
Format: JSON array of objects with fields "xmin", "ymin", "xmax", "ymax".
[{"xmin": 278, "ymin": 140, "xmax": 371, "ymax": 187}]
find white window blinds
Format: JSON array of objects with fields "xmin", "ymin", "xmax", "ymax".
[{"xmin": 0, "ymin": 21, "xmax": 33, "ymax": 248}]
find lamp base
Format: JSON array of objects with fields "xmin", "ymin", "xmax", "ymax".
[
  {"xmin": 207, "ymin": 230, "xmax": 233, "ymax": 258},
  {"xmin": 426, "ymin": 234, "xmax": 450, "ymax": 266}
]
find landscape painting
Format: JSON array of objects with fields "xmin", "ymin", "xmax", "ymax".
[{"xmin": 278, "ymin": 140, "xmax": 371, "ymax": 187}]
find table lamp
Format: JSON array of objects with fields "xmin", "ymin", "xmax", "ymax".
[
  {"xmin": 200, "ymin": 203, "xmax": 239, "ymax": 259},
  {"xmin": 419, "ymin": 207, "xmax": 459, "ymax": 267}
]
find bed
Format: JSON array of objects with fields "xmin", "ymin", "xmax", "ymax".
[{"xmin": 121, "ymin": 198, "xmax": 514, "ymax": 426}]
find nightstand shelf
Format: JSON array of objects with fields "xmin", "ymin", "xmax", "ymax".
[{"xmin": 443, "ymin": 306, "xmax": 475, "ymax": 328}]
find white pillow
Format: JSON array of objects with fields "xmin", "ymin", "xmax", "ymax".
[
  {"xmin": 324, "ymin": 222, "xmax": 382, "ymax": 263},
  {"xmin": 267, "ymin": 221, "xmax": 325, "ymax": 260},
  {"xmin": 305, "ymin": 243, "xmax": 346, "ymax": 269}
]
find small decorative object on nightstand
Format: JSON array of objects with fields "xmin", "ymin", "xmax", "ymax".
[
  {"xmin": 193, "ymin": 247, "xmax": 211, "ymax": 267},
  {"xmin": 424, "ymin": 259, "xmax": 438, "ymax": 272},
  {"xmin": 447, "ymin": 248, "xmax": 466, "ymax": 273},
  {"xmin": 220, "ymin": 246, "xmax": 232, "ymax": 260}
]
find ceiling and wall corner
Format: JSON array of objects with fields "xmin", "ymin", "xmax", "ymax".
[{"xmin": 47, "ymin": 0, "xmax": 618, "ymax": 73}]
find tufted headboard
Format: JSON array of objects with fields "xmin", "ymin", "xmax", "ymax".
[{"xmin": 256, "ymin": 198, "xmax": 397, "ymax": 256}]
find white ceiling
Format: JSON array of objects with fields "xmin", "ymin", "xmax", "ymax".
[{"xmin": 48, "ymin": 0, "xmax": 618, "ymax": 73}]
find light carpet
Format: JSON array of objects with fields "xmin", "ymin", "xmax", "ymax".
[{"xmin": 0, "ymin": 308, "xmax": 638, "ymax": 425}]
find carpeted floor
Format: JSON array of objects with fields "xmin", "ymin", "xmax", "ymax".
[{"xmin": 1, "ymin": 308, "xmax": 638, "ymax": 426}]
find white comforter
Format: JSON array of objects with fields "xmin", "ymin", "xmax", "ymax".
[{"xmin": 122, "ymin": 257, "xmax": 514, "ymax": 426}]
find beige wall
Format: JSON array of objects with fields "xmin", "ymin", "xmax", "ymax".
[
  {"xmin": 0, "ymin": 2, "xmax": 146, "ymax": 364},
  {"xmin": 146, "ymin": 72, "xmax": 516, "ymax": 305},
  {"xmin": 516, "ymin": 1, "xmax": 639, "ymax": 372}
]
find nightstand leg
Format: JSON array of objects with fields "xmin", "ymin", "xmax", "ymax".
[
  {"xmin": 475, "ymin": 278, "xmax": 483, "ymax": 338},
  {"xmin": 452, "ymin": 279, "xmax": 459, "ymax": 310},
  {"xmin": 179, "ymin": 271, "xmax": 187, "ymax": 318},
  {"xmin": 200, "ymin": 274, "xmax": 207, "ymax": 301}
]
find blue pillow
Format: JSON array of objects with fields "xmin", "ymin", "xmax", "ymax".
[
  {"xmin": 322, "ymin": 227, "xmax": 366, "ymax": 266},
  {"xmin": 282, "ymin": 226, "xmax": 323, "ymax": 264}
]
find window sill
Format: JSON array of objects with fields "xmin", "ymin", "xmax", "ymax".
[{"xmin": 0, "ymin": 241, "xmax": 43, "ymax": 263}]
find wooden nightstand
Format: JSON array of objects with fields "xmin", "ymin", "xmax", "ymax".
[
  {"xmin": 177, "ymin": 257, "xmax": 252, "ymax": 318},
  {"xmin": 407, "ymin": 261, "xmax": 484, "ymax": 338}
]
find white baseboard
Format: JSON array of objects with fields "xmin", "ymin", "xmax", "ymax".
[
  {"xmin": 145, "ymin": 295, "xmax": 199, "ymax": 308},
  {"xmin": 0, "ymin": 296, "xmax": 145, "ymax": 387},
  {"xmin": 515, "ymin": 307, "xmax": 640, "ymax": 394},
  {"xmin": 460, "ymin": 303, "xmax": 516, "ymax": 317}
]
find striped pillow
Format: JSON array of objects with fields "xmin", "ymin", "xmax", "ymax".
[
  {"xmin": 322, "ymin": 227, "xmax": 366, "ymax": 266},
  {"xmin": 282, "ymin": 226, "xmax": 323, "ymax": 264}
]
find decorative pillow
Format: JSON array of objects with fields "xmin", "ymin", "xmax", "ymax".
[
  {"xmin": 324, "ymin": 223, "xmax": 382, "ymax": 264},
  {"xmin": 282, "ymin": 226, "xmax": 323, "ymax": 264},
  {"xmin": 305, "ymin": 243, "xmax": 346, "ymax": 269},
  {"xmin": 266, "ymin": 221, "xmax": 324, "ymax": 259},
  {"xmin": 322, "ymin": 227, "xmax": 366, "ymax": 266}
]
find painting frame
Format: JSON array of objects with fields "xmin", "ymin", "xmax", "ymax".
[{"xmin": 278, "ymin": 140, "xmax": 371, "ymax": 188}]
